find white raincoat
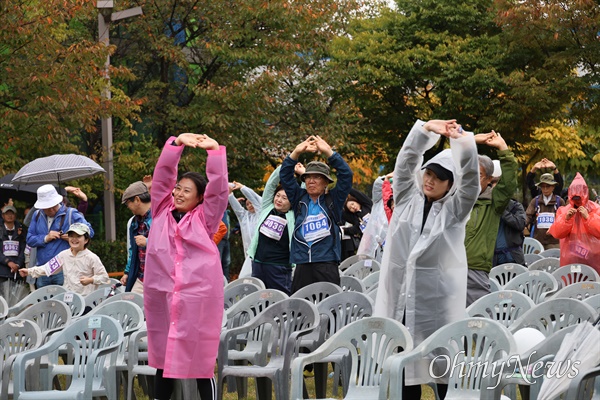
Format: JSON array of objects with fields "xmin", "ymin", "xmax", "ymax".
[
  {"xmin": 229, "ymin": 187, "xmax": 262, "ymax": 277},
  {"xmin": 357, "ymin": 176, "xmax": 388, "ymax": 261},
  {"xmin": 374, "ymin": 120, "xmax": 480, "ymax": 385}
]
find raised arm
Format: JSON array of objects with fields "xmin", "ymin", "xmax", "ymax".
[
  {"xmin": 392, "ymin": 120, "xmax": 452, "ymax": 203},
  {"xmin": 262, "ymin": 166, "xmax": 282, "ymax": 209}
]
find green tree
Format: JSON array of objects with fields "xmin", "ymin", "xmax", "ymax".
[
  {"xmin": 0, "ymin": 0, "xmax": 140, "ymax": 175},
  {"xmin": 330, "ymin": 0, "xmax": 586, "ymax": 168}
]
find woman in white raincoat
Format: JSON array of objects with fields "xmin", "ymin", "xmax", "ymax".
[
  {"xmin": 228, "ymin": 182, "xmax": 262, "ymax": 277},
  {"xmin": 357, "ymin": 174, "xmax": 389, "ymax": 262},
  {"xmin": 374, "ymin": 119, "xmax": 481, "ymax": 398}
]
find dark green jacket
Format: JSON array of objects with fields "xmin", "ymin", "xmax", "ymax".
[{"xmin": 465, "ymin": 149, "xmax": 518, "ymax": 273}]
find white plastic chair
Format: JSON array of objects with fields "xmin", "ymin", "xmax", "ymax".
[
  {"xmin": 0, "ymin": 297, "xmax": 8, "ymax": 321},
  {"xmin": 341, "ymin": 259, "xmax": 380, "ymax": 280},
  {"xmin": 291, "ymin": 282, "xmax": 342, "ymax": 356},
  {"xmin": 290, "ymin": 281, "xmax": 342, "ymax": 305},
  {"xmin": 489, "ymin": 278, "xmax": 502, "ymax": 293},
  {"xmin": 12, "ymin": 315, "xmax": 123, "ymax": 400},
  {"xmin": 584, "ymin": 294, "xmax": 600, "ymax": 315},
  {"xmin": 553, "ymin": 281, "xmax": 600, "ymax": 301},
  {"xmin": 509, "ymin": 298, "xmax": 597, "ymax": 336},
  {"xmin": 7, "ymin": 285, "xmax": 66, "ymax": 318},
  {"xmin": 291, "ymin": 317, "xmax": 413, "ymax": 400},
  {"xmin": 125, "ymin": 329, "xmax": 155, "ymax": 400},
  {"xmin": 309, "ymin": 291, "xmax": 374, "ymax": 398},
  {"xmin": 523, "ymin": 253, "xmax": 543, "ymax": 266},
  {"xmin": 467, "ymin": 290, "xmax": 536, "ymax": 328},
  {"xmin": 339, "ymin": 276, "xmax": 365, "ymax": 293},
  {"xmin": 102, "ymin": 292, "xmax": 145, "ymax": 313},
  {"xmin": 362, "ymin": 271, "xmax": 380, "ymax": 292},
  {"xmin": 53, "ymin": 292, "xmax": 85, "ymax": 317},
  {"xmin": 0, "ymin": 319, "xmax": 43, "ymax": 400},
  {"xmin": 6, "ymin": 299, "xmax": 72, "ymax": 343},
  {"xmin": 217, "ymin": 298, "xmax": 320, "ymax": 400},
  {"xmin": 222, "ymin": 289, "xmax": 289, "ymax": 398},
  {"xmin": 338, "ymin": 254, "xmax": 373, "ymax": 272},
  {"xmin": 224, "ymin": 283, "xmax": 261, "ymax": 309},
  {"xmin": 523, "ymin": 237, "xmax": 544, "ymax": 255},
  {"xmin": 503, "ymin": 270, "xmax": 558, "ymax": 304},
  {"xmin": 382, "ymin": 318, "xmax": 516, "ymax": 400},
  {"xmin": 527, "ymin": 257, "xmax": 560, "ymax": 273},
  {"xmin": 551, "ymin": 263, "xmax": 600, "ymax": 289},
  {"xmin": 539, "ymin": 248, "xmax": 560, "ymax": 258},
  {"xmin": 87, "ymin": 300, "xmax": 145, "ymax": 397},
  {"xmin": 84, "ymin": 287, "xmax": 113, "ymax": 310},
  {"xmin": 484, "ymin": 324, "xmax": 579, "ymax": 400},
  {"xmin": 489, "ymin": 263, "xmax": 528, "ymax": 287},
  {"xmin": 225, "ymin": 276, "xmax": 266, "ymax": 291}
]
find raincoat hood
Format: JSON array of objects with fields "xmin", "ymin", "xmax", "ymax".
[
  {"xmin": 568, "ymin": 173, "xmax": 589, "ymax": 208},
  {"xmin": 420, "ymin": 149, "xmax": 457, "ymax": 201}
]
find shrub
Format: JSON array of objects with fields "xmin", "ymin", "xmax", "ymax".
[{"xmin": 89, "ymin": 239, "xmax": 128, "ymax": 273}]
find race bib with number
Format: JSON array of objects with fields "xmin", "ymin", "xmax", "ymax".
[
  {"xmin": 359, "ymin": 213, "xmax": 371, "ymax": 232},
  {"xmin": 302, "ymin": 213, "xmax": 331, "ymax": 242},
  {"xmin": 2, "ymin": 240, "xmax": 19, "ymax": 257},
  {"xmin": 259, "ymin": 215, "xmax": 287, "ymax": 241},
  {"xmin": 44, "ymin": 256, "xmax": 63, "ymax": 276},
  {"xmin": 536, "ymin": 212, "xmax": 555, "ymax": 229}
]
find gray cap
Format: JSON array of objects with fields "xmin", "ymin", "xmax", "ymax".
[
  {"xmin": 301, "ymin": 161, "xmax": 334, "ymax": 183},
  {"xmin": 1, "ymin": 205, "xmax": 17, "ymax": 214},
  {"xmin": 122, "ymin": 181, "xmax": 149, "ymax": 204}
]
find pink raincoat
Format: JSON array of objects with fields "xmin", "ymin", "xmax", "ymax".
[
  {"xmin": 548, "ymin": 173, "xmax": 600, "ymax": 273},
  {"xmin": 145, "ymin": 138, "xmax": 228, "ymax": 378}
]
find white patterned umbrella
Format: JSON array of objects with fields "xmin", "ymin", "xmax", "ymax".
[{"xmin": 11, "ymin": 154, "xmax": 105, "ymax": 185}]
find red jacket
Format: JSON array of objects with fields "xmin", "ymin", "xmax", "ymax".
[{"xmin": 548, "ymin": 173, "xmax": 600, "ymax": 273}]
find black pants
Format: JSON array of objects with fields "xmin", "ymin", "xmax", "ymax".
[
  {"xmin": 154, "ymin": 369, "xmax": 216, "ymax": 400},
  {"xmin": 291, "ymin": 262, "xmax": 340, "ymax": 294}
]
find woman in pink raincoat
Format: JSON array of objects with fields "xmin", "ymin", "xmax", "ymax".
[
  {"xmin": 548, "ymin": 172, "xmax": 600, "ymax": 273},
  {"xmin": 145, "ymin": 133, "xmax": 228, "ymax": 400}
]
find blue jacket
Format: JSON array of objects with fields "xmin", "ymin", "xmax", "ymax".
[
  {"xmin": 280, "ymin": 152, "xmax": 353, "ymax": 264},
  {"xmin": 26, "ymin": 204, "xmax": 94, "ymax": 267},
  {"xmin": 124, "ymin": 209, "xmax": 152, "ymax": 292}
]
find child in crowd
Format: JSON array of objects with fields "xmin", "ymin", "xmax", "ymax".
[{"xmin": 19, "ymin": 222, "xmax": 109, "ymax": 295}]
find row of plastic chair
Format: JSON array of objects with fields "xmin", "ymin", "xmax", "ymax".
[
  {"xmin": 1, "ymin": 296, "xmax": 146, "ymax": 400},
  {"xmin": 217, "ymin": 285, "xmax": 376, "ymax": 400},
  {"xmin": 490, "ymin": 264, "xmax": 600, "ymax": 302}
]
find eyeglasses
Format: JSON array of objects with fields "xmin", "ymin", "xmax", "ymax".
[{"xmin": 304, "ymin": 175, "xmax": 324, "ymax": 182}]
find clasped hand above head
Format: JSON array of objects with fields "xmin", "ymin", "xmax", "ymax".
[
  {"xmin": 475, "ymin": 130, "xmax": 508, "ymax": 151},
  {"xmin": 292, "ymin": 135, "xmax": 333, "ymax": 159},
  {"xmin": 175, "ymin": 133, "xmax": 219, "ymax": 150},
  {"xmin": 423, "ymin": 119, "xmax": 465, "ymax": 139}
]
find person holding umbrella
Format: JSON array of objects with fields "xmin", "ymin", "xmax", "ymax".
[{"xmin": 26, "ymin": 184, "xmax": 94, "ymax": 288}]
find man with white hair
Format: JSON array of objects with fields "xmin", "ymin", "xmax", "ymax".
[
  {"xmin": 465, "ymin": 131, "xmax": 518, "ymax": 306},
  {"xmin": 26, "ymin": 184, "xmax": 94, "ymax": 288}
]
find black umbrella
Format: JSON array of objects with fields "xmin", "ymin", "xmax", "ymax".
[{"xmin": 0, "ymin": 174, "xmax": 43, "ymax": 204}]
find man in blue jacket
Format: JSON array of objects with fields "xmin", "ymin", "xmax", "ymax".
[
  {"xmin": 280, "ymin": 135, "xmax": 353, "ymax": 293},
  {"xmin": 120, "ymin": 181, "xmax": 152, "ymax": 293},
  {"xmin": 26, "ymin": 184, "xmax": 94, "ymax": 288}
]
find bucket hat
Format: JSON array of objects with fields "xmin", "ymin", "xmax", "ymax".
[
  {"xmin": 536, "ymin": 173, "xmax": 558, "ymax": 186},
  {"xmin": 34, "ymin": 184, "xmax": 64, "ymax": 209},
  {"xmin": 301, "ymin": 161, "xmax": 334, "ymax": 183}
]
